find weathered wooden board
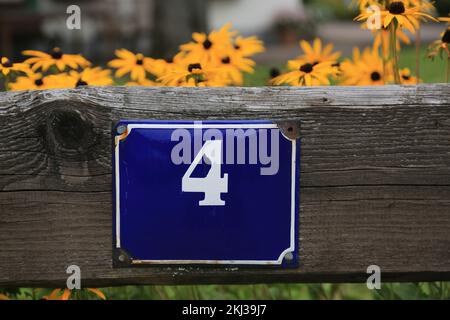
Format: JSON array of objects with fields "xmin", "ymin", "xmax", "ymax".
[{"xmin": 0, "ymin": 84, "xmax": 449, "ymax": 287}]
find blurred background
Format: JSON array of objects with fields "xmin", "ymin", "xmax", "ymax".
[{"xmin": 1, "ymin": 0, "xmax": 449, "ymax": 65}]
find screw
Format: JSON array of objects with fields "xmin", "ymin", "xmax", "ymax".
[
  {"xmin": 284, "ymin": 252, "xmax": 294, "ymax": 262},
  {"xmin": 117, "ymin": 125, "xmax": 127, "ymax": 135}
]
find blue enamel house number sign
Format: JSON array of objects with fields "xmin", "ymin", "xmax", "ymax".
[{"xmin": 113, "ymin": 120, "xmax": 300, "ymax": 267}]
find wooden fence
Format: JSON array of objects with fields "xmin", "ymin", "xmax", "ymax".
[{"xmin": 0, "ymin": 84, "xmax": 449, "ymax": 287}]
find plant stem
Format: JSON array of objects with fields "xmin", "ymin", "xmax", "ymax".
[
  {"xmin": 390, "ymin": 22, "xmax": 401, "ymax": 84},
  {"xmin": 382, "ymin": 30, "xmax": 389, "ymax": 83},
  {"xmin": 446, "ymin": 57, "xmax": 450, "ymax": 83},
  {"xmin": 4, "ymin": 75, "xmax": 9, "ymax": 91},
  {"xmin": 415, "ymin": 26, "xmax": 421, "ymax": 84}
]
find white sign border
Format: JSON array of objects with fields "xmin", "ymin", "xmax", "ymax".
[{"xmin": 114, "ymin": 122, "xmax": 298, "ymax": 265}]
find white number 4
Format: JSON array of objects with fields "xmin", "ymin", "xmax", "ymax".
[{"xmin": 182, "ymin": 140, "xmax": 228, "ymax": 206}]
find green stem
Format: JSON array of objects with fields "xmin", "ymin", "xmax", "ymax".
[
  {"xmin": 4, "ymin": 75, "xmax": 10, "ymax": 91},
  {"xmin": 415, "ymin": 27, "xmax": 421, "ymax": 84},
  {"xmin": 390, "ymin": 22, "xmax": 401, "ymax": 84},
  {"xmin": 446, "ymin": 57, "xmax": 450, "ymax": 83}
]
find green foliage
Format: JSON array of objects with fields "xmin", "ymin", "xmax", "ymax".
[{"xmin": 2, "ymin": 283, "xmax": 448, "ymax": 300}]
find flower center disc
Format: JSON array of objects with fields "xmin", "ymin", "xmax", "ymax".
[
  {"xmin": 2, "ymin": 60, "xmax": 12, "ymax": 68},
  {"xmin": 270, "ymin": 67, "xmax": 280, "ymax": 78},
  {"xmin": 371, "ymin": 71, "xmax": 381, "ymax": 81},
  {"xmin": 76, "ymin": 80, "xmax": 88, "ymax": 87},
  {"xmin": 203, "ymin": 39, "xmax": 213, "ymax": 50},
  {"xmin": 221, "ymin": 57, "xmax": 231, "ymax": 64},
  {"xmin": 389, "ymin": 1, "xmax": 406, "ymax": 15},
  {"xmin": 34, "ymin": 79, "xmax": 44, "ymax": 86},
  {"xmin": 300, "ymin": 63, "xmax": 313, "ymax": 73},
  {"xmin": 188, "ymin": 63, "xmax": 202, "ymax": 72},
  {"xmin": 442, "ymin": 29, "xmax": 450, "ymax": 44},
  {"xmin": 51, "ymin": 48, "xmax": 63, "ymax": 59}
]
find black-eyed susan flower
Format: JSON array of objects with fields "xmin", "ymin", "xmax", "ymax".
[
  {"xmin": 8, "ymin": 71, "xmax": 49, "ymax": 91},
  {"xmin": 108, "ymin": 49, "xmax": 154, "ymax": 82},
  {"xmin": 427, "ymin": 27, "xmax": 450, "ymax": 60},
  {"xmin": 294, "ymin": 38, "xmax": 341, "ymax": 66},
  {"xmin": 22, "ymin": 47, "xmax": 90, "ymax": 72},
  {"xmin": 270, "ymin": 60, "xmax": 337, "ymax": 86},
  {"xmin": 68, "ymin": 67, "xmax": 113, "ymax": 87},
  {"xmin": 158, "ymin": 62, "xmax": 224, "ymax": 87},
  {"xmin": 215, "ymin": 50, "xmax": 256, "ymax": 85},
  {"xmin": 340, "ymin": 47, "xmax": 391, "ymax": 86},
  {"xmin": 355, "ymin": 1, "xmax": 436, "ymax": 33},
  {"xmin": 233, "ymin": 36, "xmax": 265, "ymax": 57},
  {"xmin": 400, "ymin": 68, "xmax": 420, "ymax": 84},
  {"xmin": 179, "ymin": 23, "xmax": 237, "ymax": 65},
  {"xmin": 0, "ymin": 57, "xmax": 28, "ymax": 76}
]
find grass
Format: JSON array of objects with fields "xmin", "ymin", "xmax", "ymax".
[{"xmin": 2, "ymin": 46, "xmax": 449, "ymax": 301}]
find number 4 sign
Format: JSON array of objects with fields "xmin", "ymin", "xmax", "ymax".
[
  {"xmin": 113, "ymin": 120, "xmax": 300, "ymax": 267},
  {"xmin": 182, "ymin": 140, "xmax": 228, "ymax": 206}
]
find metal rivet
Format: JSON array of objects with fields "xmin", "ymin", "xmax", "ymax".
[
  {"xmin": 117, "ymin": 125, "xmax": 127, "ymax": 135},
  {"xmin": 284, "ymin": 252, "xmax": 294, "ymax": 262},
  {"xmin": 118, "ymin": 254, "xmax": 126, "ymax": 262}
]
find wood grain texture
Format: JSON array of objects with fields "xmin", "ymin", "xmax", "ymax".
[{"xmin": 0, "ymin": 84, "xmax": 450, "ymax": 287}]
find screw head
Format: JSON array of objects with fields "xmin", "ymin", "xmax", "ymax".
[
  {"xmin": 117, "ymin": 125, "xmax": 127, "ymax": 135},
  {"xmin": 284, "ymin": 252, "xmax": 294, "ymax": 262}
]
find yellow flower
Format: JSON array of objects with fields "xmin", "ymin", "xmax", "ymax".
[
  {"xmin": 353, "ymin": 0, "xmax": 432, "ymax": 10},
  {"xmin": 108, "ymin": 49, "xmax": 154, "ymax": 82},
  {"xmin": 372, "ymin": 27, "xmax": 410, "ymax": 58},
  {"xmin": 179, "ymin": 23, "xmax": 237, "ymax": 65},
  {"xmin": 0, "ymin": 56, "xmax": 28, "ymax": 76},
  {"xmin": 215, "ymin": 50, "xmax": 256, "ymax": 85},
  {"xmin": 233, "ymin": 36, "xmax": 265, "ymax": 57},
  {"xmin": 8, "ymin": 71, "xmax": 49, "ymax": 91},
  {"xmin": 145, "ymin": 58, "xmax": 173, "ymax": 79},
  {"xmin": 355, "ymin": 1, "xmax": 436, "ymax": 33},
  {"xmin": 22, "ymin": 47, "xmax": 90, "ymax": 72},
  {"xmin": 340, "ymin": 47, "xmax": 390, "ymax": 85},
  {"xmin": 158, "ymin": 62, "xmax": 223, "ymax": 87},
  {"xmin": 68, "ymin": 67, "xmax": 113, "ymax": 87},
  {"xmin": 400, "ymin": 68, "xmax": 420, "ymax": 84},
  {"xmin": 427, "ymin": 27, "xmax": 450, "ymax": 60},
  {"xmin": 271, "ymin": 61, "xmax": 337, "ymax": 86},
  {"xmin": 43, "ymin": 73, "xmax": 76, "ymax": 89},
  {"xmin": 294, "ymin": 38, "xmax": 341, "ymax": 65}
]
